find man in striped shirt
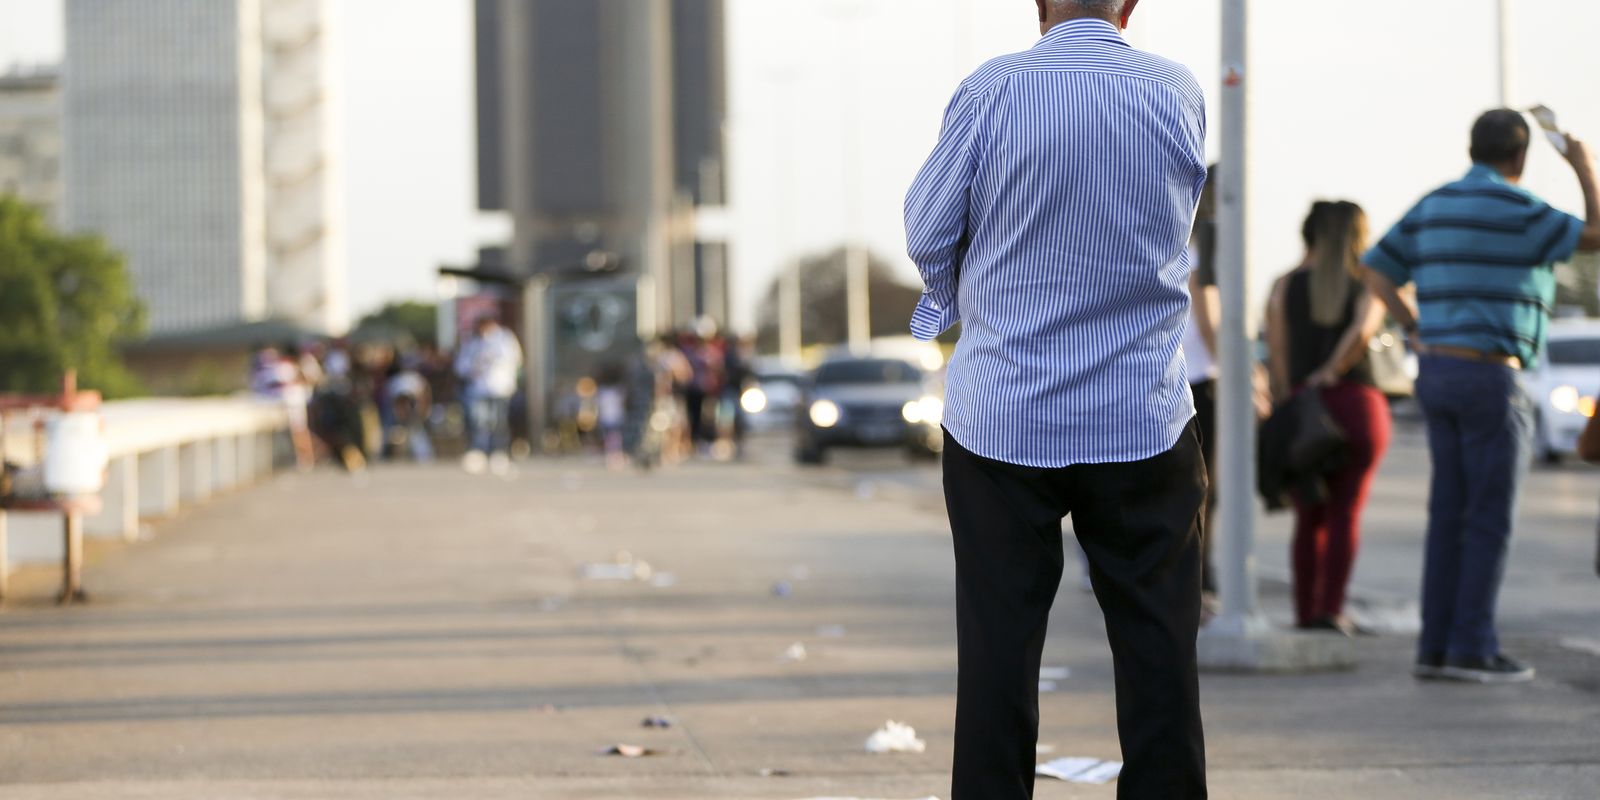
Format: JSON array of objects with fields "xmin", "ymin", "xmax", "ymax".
[
  {"xmin": 1364, "ymin": 111, "xmax": 1600, "ymax": 685},
  {"xmin": 905, "ymin": 1, "xmax": 1208, "ymax": 797}
]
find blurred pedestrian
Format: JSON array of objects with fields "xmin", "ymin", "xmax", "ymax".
[
  {"xmin": 1266, "ymin": 200, "xmax": 1390, "ymax": 635},
  {"xmin": 454, "ymin": 316, "xmax": 522, "ymax": 476},
  {"xmin": 596, "ymin": 364, "xmax": 627, "ymax": 470},
  {"xmin": 385, "ymin": 354, "xmax": 434, "ymax": 462},
  {"xmin": 1184, "ymin": 166, "xmax": 1222, "ymax": 617},
  {"xmin": 250, "ymin": 344, "xmax": 314, "ymax": 471},
  {"xmin": 905, "ymin": 1, "xmax": 1208, "ymax": 797},
  {"xmin": 1364, "ymin": 109, "xmax": 1600, "ymax": 683}
]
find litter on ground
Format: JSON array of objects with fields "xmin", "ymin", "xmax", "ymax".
[
  {"xmin": 1036, "ymin": 756, "xmax": 1122, "ymax": 784},
  {"xmin": 864, "ymin": 721, "xmax": 926, "ymax": 754},
  {"xmin": 597, "ymin": 743, "xmax": 663, "ymax": 758}
]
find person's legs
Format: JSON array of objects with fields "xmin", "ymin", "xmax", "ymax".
[
  {"xmin": 941, "ymin": 432, "xmax": 1069, "ymax": 800},
  {"xmin": 1191, "ymin": 379, "xmax": 1220, "ymax": 595},
  {"xmin": 467, "ymin": 396, "xmax": 493, "ymax": 455},
  {"xmin": 1317, "ymin": 383, "xmax": 1393, "ymax": 621},
  {"xmin": 1068, "ymin": 422, "xmax": 1208, "ymax": 800},
  {"xmin": 488, "ymin": 396, "xmax": 512, "ymax": 456},
  {"xmin": 1415, "ymin": 357, "xmax": 1467, "ymax": 662},
  {"xmin": 1447, "ymin": 366, "xmax": 1532, "ymax": 660},
  {"xmin": 1291, "ymin": 497, "xmax": 1328, "ymax": 627}
]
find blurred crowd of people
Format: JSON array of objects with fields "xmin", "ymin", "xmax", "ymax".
[
  {"xmin": 250, "ymin": 337, "xmax": 460, "ymax": 474},
  {"xmin": 247, "ymin": 315, "xmax": 758, "ymax": 476},
  {"xmin": 554, "ymin": 321, "xmax": 756, "ymax": 470}
]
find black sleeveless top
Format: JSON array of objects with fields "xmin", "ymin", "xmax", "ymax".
[{"xmin": 1285, "ymin": 270, "xmax": 1374, "ymax": 389}]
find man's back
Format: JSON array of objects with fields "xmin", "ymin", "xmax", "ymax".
[
  {"xmin": 906, "ymin": 18, "xmax": 1207, "ymax": 468},
  {"xmin": 1367, "ymin": 165, "xmax": 1585, "ymax": 367}
]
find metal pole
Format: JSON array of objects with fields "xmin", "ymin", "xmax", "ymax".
[
  {"xmin": 60, "ymin": 510, "xmax": 84, "ymax": 605},
  {"xmin": 780, "ymin": 262, "xmax": 803, "ymax": 365},
  {"xmin": 846, "ymin": 246, "xmax": 871, "ymax": 354},
  {"xmin": 839, "ymin": 2, "xmax": 870, "ymax": 355},
  {"xmin": 0, "ymin": 510, "xmax": 9, "ymax": 605},
  {"xmin": 521, "ymin": 277, "xmax": 549, "ymax": 453},
  {"xmin": 1495, "ymin": 0, "xmax": 1513, "ymax": 107},
  {"xmin": 1215, "ymin": 0, "xmax": 1260, "ymax": 626}
]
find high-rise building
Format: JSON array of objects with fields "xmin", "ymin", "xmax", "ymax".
[
  {"xmin": 62, "ymin": 0, "xmax": 345, "ymax": 336},
  {"xmin": 0, "ymin": 66, "xmax": 62, "ymax": 223},
  {"xmin": 474, "ymin": 0, "xmax": 729, "ymax": 332}
]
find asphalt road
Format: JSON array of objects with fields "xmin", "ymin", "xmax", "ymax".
[{"xmin": 0, "ymin": 429, "xmax": 1596, "ymax": 799}]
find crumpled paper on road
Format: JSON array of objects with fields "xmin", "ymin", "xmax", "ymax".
[
  {"xmin": 1036, "ymin": 756, "xmax": 1122, "ymax": 784},
  {"xmin": 864, "ymin": 721, "xmax": 926, "ymax": 754}
]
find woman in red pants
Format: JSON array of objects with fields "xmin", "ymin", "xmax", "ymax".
[{"xmin": 1266, "ymin": 200, "xmax": 1394, "ymax": 634}]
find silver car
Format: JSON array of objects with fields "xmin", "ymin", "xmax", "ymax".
[{"xmin": 793, "ymin": 357, "xmax": 943, "ymax": 465}]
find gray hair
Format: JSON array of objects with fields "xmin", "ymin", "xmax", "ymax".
[{"xmin": 1053, "ymin": 0, "xmax": 1122, "ymax": 12}]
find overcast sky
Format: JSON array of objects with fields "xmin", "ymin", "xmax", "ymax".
[{"xmin": 4, "ymin": 0, "xmax": 1598, "ymax": 330}]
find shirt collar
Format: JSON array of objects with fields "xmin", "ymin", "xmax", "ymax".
[
  {"xmin": 1465, "ymin": 162, "xmax": 1510, "ymax": 185},
  {"xmin": 1038, "ymin": 17, "xmax": 1128, "ymax": 48}
]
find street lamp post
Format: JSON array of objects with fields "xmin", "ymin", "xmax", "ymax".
[
  {"xmin": 1197, "ymin": 0, "xmax": 1352, "ymax": 672},
  {"xmin": 1495, "ymin": 0, "xmax": 1514, "ymax": 107},
  {"xmin": 1213, "ymin": 0, "xmax": 1262, "ymax": 632}
]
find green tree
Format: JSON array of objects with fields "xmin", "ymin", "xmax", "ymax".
[
  {"xmin": 0, "ymin": 196, "xmax": 145, "ymax": 397},
  {"xmin": 353, "ymin": 300, "xmax": 438, "ymax": 347}
]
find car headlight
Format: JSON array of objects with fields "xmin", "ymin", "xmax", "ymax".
[
  {"xmin": 903, "ymin": 396, "xmax": 943, "ymax": 424},
  {"xmin": 1582, "ymin": 397, "xmax": 1598, "ymax": 419},
  {"xmin": 740, "ymin": 387, "xmax": 768, "ymax": 414},
  {"xmin": 809, "ymin": 399, "xmax": 840, "ymax": 428},
  {"xmin": 902, "ymin": 400, "xmax": 924, "ymax": 424},
  {"xmin": 1550, "ymin": 385, "xmax": 1581, "ymax": 415}
]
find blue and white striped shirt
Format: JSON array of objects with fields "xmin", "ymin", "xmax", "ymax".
[{"xmin": 905, "ymin": 18, "xmax": 1208, "ymax": 468}]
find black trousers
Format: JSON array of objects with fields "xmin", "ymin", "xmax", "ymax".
[
  {"xmin": 1191, "ymin": 378, "xmax": 1220, "ymax": 594},
  {"xmin": 943, "ymin": 423, "xmax": 1208, "ymax": 800}
]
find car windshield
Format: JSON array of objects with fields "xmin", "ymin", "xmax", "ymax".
[
  {"xmin": 814, "ymin": 360, "xmax": 922, "ymax": 386},
  {"xmin": 756, "ymin": 372, "xmax": 799, "ymax": 387},
  {"xmin": 1546, "ymin": 338, "xmax": 1600, "ymax": 365}
]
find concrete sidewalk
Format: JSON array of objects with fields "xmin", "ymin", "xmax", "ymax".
[{"xmin": 0, "ymin": 454, "xmax": 1597, "ymax": 799}]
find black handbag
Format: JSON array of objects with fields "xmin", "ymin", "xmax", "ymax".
[{"xmin": 1258, "ymin": 389, "xmax": 1348, "ymax": 510}]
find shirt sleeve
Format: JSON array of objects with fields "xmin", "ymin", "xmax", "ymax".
[
  {"xmin": 904, "ymin": 83, "xmax": 981, "ymax": 341},
  {"xmin": 1364, "ymin": 207, "xmax": 1421, "ymax": 286},
  {"xmin": 1530, "ymin": 203, "xmax": 1585, "ymax": 265}
]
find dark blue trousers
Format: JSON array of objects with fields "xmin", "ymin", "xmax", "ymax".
[{"xmin": 1414, "ymin": 355, "xmax": 1533, "ymax": 661}]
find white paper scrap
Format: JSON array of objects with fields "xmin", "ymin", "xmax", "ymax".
[
  {"xmin": 1039, "ymin": 666, "xmax": 1072, "ymax": 680},
  {"xmin": 864, "ymin": 720, "xmax": 926, "ymax": 754},
  {"xmin": 1037, "ymin": 756, "xmax": 1123, "ymax": 785},
  {"xmin": 1038, "ymin": 680, "xmax": 1058, "ymax": 693}
]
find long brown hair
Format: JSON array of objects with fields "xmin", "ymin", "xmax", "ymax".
[{"xmin": 1305, "ymin": 200, "xmax": 1369, "ymax": 327}]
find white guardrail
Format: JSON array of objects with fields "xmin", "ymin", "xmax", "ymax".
[{"xmin": 1, "ymin": 396, "xmax": 289, "ymax": 577}]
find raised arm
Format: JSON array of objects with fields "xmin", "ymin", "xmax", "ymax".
[
  {"xmin": 905, "ymin": 85, "xmax": 981, "ymax": 341},
  {"xmin": 1566, "ymin": 135, "xmax": 1600, "ymax": 252}
]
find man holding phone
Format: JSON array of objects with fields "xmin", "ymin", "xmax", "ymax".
[
  {"xmin": 1363, "ymin": 110, "xmax": 1600, "ymax": 683},
  {"xmin": 905, "ymin": 1, "xmax": 1209, "ymax": 797}
]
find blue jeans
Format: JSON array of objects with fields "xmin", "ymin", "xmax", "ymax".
[
  {"xmin": 467, "ymin": 395, "xmax": 511, "ymax": 455},
  {"xmin": 1414, "ymin": 355, "xmax": 1533, "ymax": 661}
]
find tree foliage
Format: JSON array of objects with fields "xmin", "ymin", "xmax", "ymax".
[
  {"xmin": 353, "ymin": 300, "xmax": 437, "ymax": 347},
  {"xmin": 0, "ymin": 196, "xmax": 145, "ymax": 397},
  {"xmin": 754, "ymin": 247, "xmax": 946, "ymax": 353}
]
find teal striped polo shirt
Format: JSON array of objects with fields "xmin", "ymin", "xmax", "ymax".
[{"xmin": 1365, "ymin": 164, "xmax": 1584, "ymax": 367}]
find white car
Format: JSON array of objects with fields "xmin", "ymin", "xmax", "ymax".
[
  {"xmin": 1532, "ymin": 320, "xmax": 1600, "ymax": 462},
  {"xmin": 740, "ymin": 360, "xmax": 804, "ymax": 434}
]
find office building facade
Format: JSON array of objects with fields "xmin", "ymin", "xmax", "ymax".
[
  {"xmin": 474, "ymin": 0, "xmax": 729, "ymax": 332},
  {"xmin": 0, "ymin": 67, "xmax": 62, "ymax": 223},
  {"xmin": 63, "ymin": 0, "xmax": 345, "ymax": 336}
]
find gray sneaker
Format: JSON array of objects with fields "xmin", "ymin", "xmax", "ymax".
[
  {"xmin": 1439, "ymin": 654, "xmax": 1535, "ymax": 684},
  {"xmin": 1412, "ymin": 653, "xmax": 1446, "ymax": 680}
]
